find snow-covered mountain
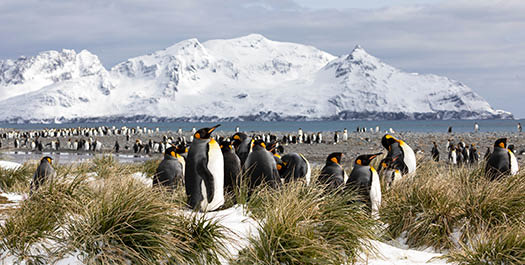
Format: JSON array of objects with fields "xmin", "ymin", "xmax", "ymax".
[{"xmin": 0, "ymin": 34, "xmax": 512, "ymax": 123}]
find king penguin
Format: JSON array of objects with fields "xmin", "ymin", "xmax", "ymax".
[
  {"xmin": 30, "ymin": 156, "xmax": 56, "ymax": 194},
  {"xmin": 185, "ymin": 125, "xmax": 224, "ymax": 211},
  {"xmin": 153, "ymin": 146, "xmax": 184, "ymax": 191},
  {"xmin": 381, "ymin": 134, "xmax": 416, "ymax": 175},
  {"xmin": 280, "ymin": 153, "xmax": 311, "ymax": 185},
  {"xmin": 232, "ymin": 132, "xmax": 253, "ymax": 166},
  {"xmin": 347, "ymin": 153, "xmax": 382, "ymax": 218},
  {"xmin": 318, "ymin": 152, "xmax": 347, "ymax": 189},
  {"xmin": 485, "ymin": 138, "xmax": 519, "ymax": 180},
  {"xmin": 220, "ymin": 140, "xmax": 242, "ymax": 193},
  {"xmin": 244, "ymin": 140, "xmax": 281, "ymax": 189}
]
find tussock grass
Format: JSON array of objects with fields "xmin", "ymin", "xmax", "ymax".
[
  {"xmin": 446, "ymin": 222, "xmax": 525, "ymax": 265},
  {"xmin": 61, "ymin": 179, "xmax": 186, "ymax": 264},
  {"xmin": 0, "ymin": 172, "xmax": 89, "ymax": 263},
  {"xmin": 0, "ymin": 163, "xmax": 36, "ymax": 193},
  {"xmin": 172, "ymin": 213, "xmax": 231, "ymax": 265},
  {"xmin": 381, "ymin": 159, "xmax": 525, "ymax": 259},
  {"xmin": 235, "ymin": 181, "xmax": 378, "ymax": 264},
  {"xmin": 140, "ymin": 158, "xmax": 161, "ymax": 178},
  {"xmin": 58, "ymin": 177, "xmax": 230, "ymax": 264},
  {"xmin": 90, "ymin": 154, "xmax": 137, "ymax": 179}
]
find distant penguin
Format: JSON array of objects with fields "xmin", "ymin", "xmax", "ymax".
[
  {"xmin": 485, "ymin": 138, "xmax": 518, "ymax": 180},
  {"xmin": 244, "ymin": 140, "xmax": 281, "ymax": 189},
  {"xmin": 431, "ymin": 142, "xmax": 440, "ymax": 162},
  {"xmin": 220, "ymin": 140, "xmax": 242, "ymax": 193},
  {"xmin": 449, "ymin": 145, "xmax": 457, "ymax": 165},
  {"xmin": 232, "ymin": 132, "xmax": 252, "ymax": 166},
  {"xmin": 381, "ymin": 134, "xmax": 416, "ymax": 175},
  {"xmin": 342, "ymin": 128, "xmax": 348, "ymax": 142},
  {"xmin": 153, "ymin": 146, "xmax": 184, "ymax": 191},
  {"xmin": 114, "ymin": 140, "xmax": 120, "ymax": 153},
  {"xmin": 318, "ymin": 152, "xmax": 347, "ymax": 189},
  {"xmin": 30, "ymin": 156, "xmax": 56, "ymax": 194},
  {"xmin": 280, "ymin": 153, "xmax": 311, "ymax": 185},
  {"xmin": 185, "ymin": 125, "xmax": 224, "ymax": 211},
  {"xmin": 484, "ymin": 147, "xmax": 491, "ymax": 161},
  {"xmin": 347, "ymin": 153, "xmax": 382, "ymax": 218},
  {"xmin": 469, "ymin": 144, "xmax": 479, "ymax": 165}
]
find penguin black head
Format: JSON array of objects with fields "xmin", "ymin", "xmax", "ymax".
[
  {"xmin": 194, "ymin": 124, "xmax": 220, "ymax": 140},
  {"xmin": 508, "ymin": 144, "xmax": 515, "ymax": 153},
  {"xmin": 355, "ymin": 153, "xmax": 382, "ymax": 166},
  {"xmin": 219, "ymin": 140, "xmax": 234, "ymax": 153},
  {"xmin": 232, "ymin": 132, "xmax": 247, "ymax": 142},
  {"xmin": 41, "ymin": 156, "xmax": 53, "ymax": 165},
  {"xmin": 252, "ymin": 139, "xmax": 267, "ymax": 150},
  {"xmin": 175, "ymin": 143, "xmax": 188, "ymax": 154},
  {"xmin": 326, "ymin": 152, "xmax": 344, "ymax": 165},
  {"xmin": 266, "ymin": 141, "xmax": 283, "ymax": 154},
  {"xmin": 381, "ymin": 134, "xmax": 397, "ymax": 149},
  {"xmin": 494, "ymin": 138, "xmax": 507, "ymax": 149},
  {"xmin": 165, "ymin": 146, "xmax": 179, "ymax": 158}
]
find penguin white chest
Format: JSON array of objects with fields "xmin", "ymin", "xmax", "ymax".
[{"xmin": 204, "ymin": 138, "xmax": 224, "ymax": 211}]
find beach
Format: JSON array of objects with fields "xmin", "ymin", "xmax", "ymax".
[{"xmin": 1, "ymin": 129, "xmax": 523, "ymax": 166}]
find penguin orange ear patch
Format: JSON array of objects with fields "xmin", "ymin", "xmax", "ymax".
[
  {"xmin": 47, "ymin": 158, "xmax": 52, "ymax": 164},
  {"xmin": 195, "ymin": 133, "xmax": 201, "ymax": 139},
  {"xmin": 170, "ymin": 151, "xmax": 176, "ymax": 157},
  {"xmin": 277, "ymin": 164, "xmax": 282, "ymax": 170},
  {"xmin": 499, "ymin": 142, "xmax": 505, "ymax": 148},
  {"xmin": 356, "ymin": 159, "xmax": 362, "ymax": 165},
  {"xmin": 331, "ymin": 157, "xmax": 339, "ymax": 164},
  {"xmin": 233, "ymin": 135, "xmax": 241, "ymax": 140}
]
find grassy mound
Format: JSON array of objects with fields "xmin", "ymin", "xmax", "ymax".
[
  {"xmin": 381, "ymin": 160, "xmax": 525, "ymax": 264},
  {"xmin": 235, "ymin": 181, "xmax": 378, "ymax": 264}
]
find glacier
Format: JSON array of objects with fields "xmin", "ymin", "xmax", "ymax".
[{"xmin": 0, "ymin": 34, "xmax": 512, "ymax": 123}]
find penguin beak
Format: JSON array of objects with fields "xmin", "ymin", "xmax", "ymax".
[
  {"xmin": 370, "ymin": 152, "xmax": 383, "ymax": 160},
  {"xmin": 208, "ymin": 124, "xmax": 221, "ymax": 134}
]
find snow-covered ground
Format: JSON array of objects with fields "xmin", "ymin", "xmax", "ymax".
[{"xmin": 0, "ymin": 160, "xmax": 21, "ymax": 170}]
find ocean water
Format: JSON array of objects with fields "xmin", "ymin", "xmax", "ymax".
[{"xmin": 0, "ymin": 119, "xmax": 524, "ymax": 133}]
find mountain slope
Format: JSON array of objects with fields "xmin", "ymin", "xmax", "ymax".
[{"xmin": 0, "ymin": 35, "xmax": 512, "ymax": 123}]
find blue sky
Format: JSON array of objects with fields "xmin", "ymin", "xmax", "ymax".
[{"xmin": 0, "ymin": 0, "xmax": 524, "ymax": 117}]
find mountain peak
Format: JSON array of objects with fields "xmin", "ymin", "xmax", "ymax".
[
  {"xmin": 349, "ymin": 44, "xmax": 372, "ymax": 58},
  {"xmin": 353, "ymin": 44, "xmax": 363, "ymax": 51},
  {"xmin": 239, "ymin": 33, "xmax": 268, "ymax": 40}
]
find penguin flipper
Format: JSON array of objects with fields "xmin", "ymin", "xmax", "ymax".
[{"xmin": 197, "ymin": 159, "xmax": 215, "ymax": 203}]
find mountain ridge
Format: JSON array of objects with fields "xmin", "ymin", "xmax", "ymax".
[{"xmin": 0, "ymin": 34, "xmax": 513, "ymax": 123}]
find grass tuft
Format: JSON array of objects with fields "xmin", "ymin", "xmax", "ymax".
[
  {"xmin": 235, "ymin": 181, "xmax": 377, "ymax": 264},
  {"xmin": 381, "ymin": 160, "xmax": 525, "ymax": 255},
  {"xmin": 0, "ymin": 163, "xmax": 36, "ymax": 193}
]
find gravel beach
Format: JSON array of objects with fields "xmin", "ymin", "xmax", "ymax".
[{"xmin": 1, "ymin": 128, "xmax": 524, "ymax": 167}]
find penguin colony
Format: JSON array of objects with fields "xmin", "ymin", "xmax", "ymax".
[{"xmin": 14, "ymin": 125, "xmax": 522, "ymax": 215}]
